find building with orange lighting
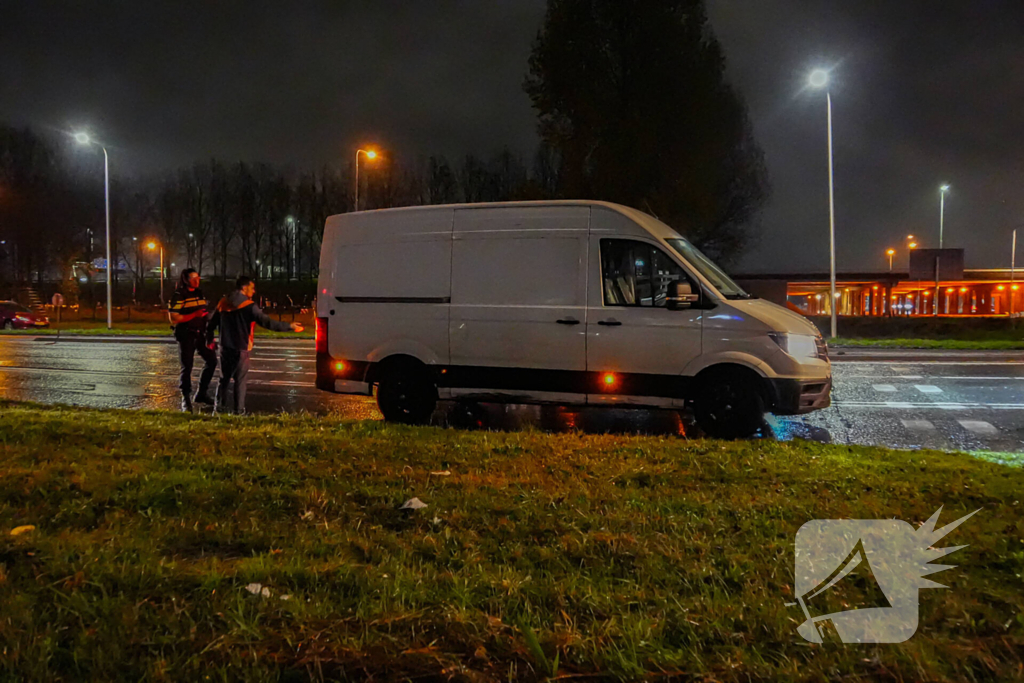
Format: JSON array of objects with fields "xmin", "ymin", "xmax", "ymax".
[{"xmin": 735, "ymin": 268, "xmax": 1024, "ymax": 317}]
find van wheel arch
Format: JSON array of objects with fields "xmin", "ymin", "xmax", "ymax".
[{"xmin": 367, "ymin": 354, "xmax": 429, "ymax": 385}]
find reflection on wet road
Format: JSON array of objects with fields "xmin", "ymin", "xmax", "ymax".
[{"xmin": 1, "ymin": 336, "xmax": 1022, "ymax": 452}]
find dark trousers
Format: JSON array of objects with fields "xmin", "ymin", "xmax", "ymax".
[
  {"xmin": 177, "ymin": 332, "xmax": 217, "ymax": 398},
  {"xmin": 217, "ymin": 348, "xmax": 250, "ymax": 414}
]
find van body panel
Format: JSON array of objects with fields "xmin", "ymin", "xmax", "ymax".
[
  {"xmin": 321, "ymin": 209, "xmax": 453, "ymax": 367},
  {"xmin": 449, "ymin": 206, "xmax": 589, "ymax": 372}
]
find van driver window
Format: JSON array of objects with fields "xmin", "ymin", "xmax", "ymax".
[{"xmin": 600, "ymin": 239, "xmax": 688, "ymax": 307}]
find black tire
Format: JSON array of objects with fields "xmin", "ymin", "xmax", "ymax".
[
  {"xmin": 376, "ymin": 363, "xmax": 437, "ymax": 425},
  {"xmin": 2, "ymin": 320, "xmax": 13, "ymax": 330},
  {"xmin": 693, "ymin": 368, "xmax": 766, "ymax": 440}
]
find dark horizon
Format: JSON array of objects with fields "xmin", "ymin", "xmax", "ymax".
[{"xmin": 2, "ymin": 0, "xmax": 1022, "ymax": 273}]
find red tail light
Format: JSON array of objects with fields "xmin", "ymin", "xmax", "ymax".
[{"xmin": 315, "ymin": 317, "xmax": 328, "ymax": 353}]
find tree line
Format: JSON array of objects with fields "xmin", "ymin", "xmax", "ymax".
[
  {"xmin": 0, "ymin": 127, "xmax": 560, "ymax": 302},
  {"xmin": 1, "ymin": 0, "xmax": 770, "ymax": 304}
]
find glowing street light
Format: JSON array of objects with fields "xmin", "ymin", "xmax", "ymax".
[
  {"xmin": 74, "ymin": 131, "xmax": 113, "ymax": 329},
  {"xmin": 886, "ymin": 248, "xmax": 896, "ymax": 271},
  {"xmin": 354, "ymin": 147, "xmax": 381, "ymax": 212},
  {"xmin": 147, "ymin": 240, "xmax": 164, "ymax": 304},
  {"xmin": 939, "ymin": 184, "xmax": 951, "ymax": 248},
  {"xmin": 807, "ymin": 68, "xmax": 838, "ymax": 338}
]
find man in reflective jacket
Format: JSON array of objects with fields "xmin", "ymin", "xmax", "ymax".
[
  {"xmin": 206, "ymin": 275, "xmax": 303, "ymax": 414},
  {"xmin": 167, "ymin": 268, "xmax": 216, "ymax": 412}
]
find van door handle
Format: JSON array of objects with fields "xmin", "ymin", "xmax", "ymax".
[
  {"xmin": 556, "ymin": 318, "xmax": 581, "ymax": 325},
  {"xmin": 598, "ymin": 319, "xmax": 622, "ymax": 327}
]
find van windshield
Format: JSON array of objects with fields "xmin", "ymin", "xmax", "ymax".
[{"xmin": 666, "ymin": 238, "xmax": 751, "ymax": 299}]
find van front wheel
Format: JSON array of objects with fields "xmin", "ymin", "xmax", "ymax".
[
  {"xmin": 376, "ymin": 365, "xmax": 437, "ymax": 425},
  {"xmin": 693, "ymin": 369, "xmax": 766, "ymax": 440}
]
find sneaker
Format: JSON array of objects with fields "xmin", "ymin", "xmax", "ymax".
[
  {"xmin": 180, "ymin": 396, "xmax": 193, "ymax": 413},
  {"xmin": 193, "ymin": 392, "xmax": 215, "ymax": 405}
]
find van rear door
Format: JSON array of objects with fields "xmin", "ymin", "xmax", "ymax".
[{"xmin": 448, "ymin": 206, "xmax": 589, "ymax": 400}]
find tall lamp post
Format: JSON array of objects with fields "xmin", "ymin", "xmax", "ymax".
[
  {"xmin": 1012, "ymin": 229, "xmax": 1018, "ymax": 318},
  {"xmin": 939, "ymin": 185, "xmax": 950, "ymax": 248},
  {"xmin": 354, "ymin": 148, "xmax": 378, "ymax": 212},
  {"xmin": 74, "ymin": 132, "xmax": 113, "ymax": 329},
  {"xmin": 147, "ymin": 241, "xmax": 164, "ymax": 304},
  {"xmin": 808, "ymin": 69, "xmax": 838, "ymax": 339},
  {"xmin": 886, "ymin": 248, "xmax": 896, "ymax": 271}
]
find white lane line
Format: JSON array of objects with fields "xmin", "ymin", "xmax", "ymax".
[
  {"xmin": 894, "ymin": 375, "xmax": 924, "ymax": 380},
  {"xmin": 902, "ymin": 419, "xmax": 936, "ymax": 432},
  {"xmin": 915, "ymin": 385, "xmax": 943, "ymax": 394},
  {"xmin": 249, "ymin": 369, "xmax": 315, "ymax": 376},
  {"xmin": 873, "ymin": 384, "xmax": 897, "ymax": 392},
  {"xmin": 846, "ymin": 376, "xmax": 1024, "ymax": 381},
  {"xmin": 833, "ymin": 361, "xmax": 1024, "ymax": 366},
  {"xmin": 838, "ymin": 401, "xmax": 1024, "ymax": 410},
  {"xmin": 958, "ymin": 420, "xmax": 999, "ymax": 436}
]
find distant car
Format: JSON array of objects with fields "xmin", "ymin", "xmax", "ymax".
[{"xmin": 0, "ymin": 301, "xmax": 49, "ymax": 330}]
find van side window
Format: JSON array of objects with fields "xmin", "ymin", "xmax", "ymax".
[{"xmin": 600, "ymin": 239, "xmax": 688, "ymax": 308}]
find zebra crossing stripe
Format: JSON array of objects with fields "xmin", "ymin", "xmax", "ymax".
[{"xmin": 958, "ymin": 420, "xmax": 999, "ymax": 436}]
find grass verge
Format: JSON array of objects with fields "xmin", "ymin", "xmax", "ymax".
[
  {"xmin": 0, "ymin": 401, "xmax": 1021, "ymax": 681},
  {"xmin": 832, "ymin": 337, "xmax": 1024, "ymax": 350}
]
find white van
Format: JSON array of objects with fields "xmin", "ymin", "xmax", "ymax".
[{"xmin": 315, "ymin": 201, "xmax": 831, "ymax": 438}]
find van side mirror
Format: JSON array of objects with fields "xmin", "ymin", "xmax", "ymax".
[{"xmin": 667, "ymin": 280, "xmax": 700, "ymax": 310}]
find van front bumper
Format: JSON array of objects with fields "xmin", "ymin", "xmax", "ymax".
[{"xmin": 769, "ymin": 377, "xmax": 832, "ymax": 415}]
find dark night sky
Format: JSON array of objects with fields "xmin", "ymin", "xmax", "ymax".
[{"xmin": 2, "ymin": 1, "xmax": 1022, "ymax": 273}]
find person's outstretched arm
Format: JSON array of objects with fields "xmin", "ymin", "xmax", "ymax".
[{"xmin": 249, "ymin": 302, "xmax": 303, "ymax": 333}]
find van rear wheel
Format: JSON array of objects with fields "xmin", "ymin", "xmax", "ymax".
[
  {"xmin": 376, "ymin": 365, "xmax": 437, "ymax": 425},
  {"xmin": 694, "ymin": 369, "xmax": 766, "ymax": 440}
]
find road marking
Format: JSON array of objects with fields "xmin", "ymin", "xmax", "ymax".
[
  {"xmin": 958, "ymin": 420, "xmax": 999, "ymax": 435},
  {"xmin": 837, "ymin": 401, "xmax": 1024, "ymax": 410},
  {"xmin": 894, "ymin": 375, "xmax": 924, "ymax": 380},
  {"xmin": 915, "ymin": 385, "xmax": 943, "ymax": 394},
  {"xmin": 833, "ymin": 361, "xmax": 1024, "ymax": 366},
  {"xmin": 873, "ymin": 384, "xmax": 897, "ymax": 392},
  {"xmin": 902, "ymin": 419, "xmax": 936, "ymax": 432}
]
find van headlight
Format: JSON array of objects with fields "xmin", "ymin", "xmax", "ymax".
[{"xmin": 769, "ymin": 332, "xmax": 821, "ymax": 360}]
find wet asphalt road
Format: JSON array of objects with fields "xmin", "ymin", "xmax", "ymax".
[{"xmin": 1, "ymin": 335, "xmax": 1023, "ymax": 453}]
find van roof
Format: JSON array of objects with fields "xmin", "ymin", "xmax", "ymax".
[{"xmin": 326, "ymin": 200, "xmax": 682, "ymax": 240}]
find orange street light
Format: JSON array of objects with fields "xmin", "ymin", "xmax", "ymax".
[
  {"xmin": 354, "ymin": 147, "xmax": 381, "ymax": 212},
  {"xmin": 147, "ymin": 240, "xmax": 164, "ymax": 303},
  {"xmin": 886, "ymin": 248, "xmax": 896, "ymax": 271},
  {"xmin": 908, "ymin": 242, "xmax": 918, "ymax": 249}
]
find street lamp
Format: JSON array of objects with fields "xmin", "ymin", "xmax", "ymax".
[
  {"xmin": 147, "ymin": 241, "xmax": 164, "ymax": 304},
  {"xmin": 74, "ymin": 132, "xmax": 113, "ymax": 329},
  {"xmin": 939, "ymin": 184, "xmax": 951, "ymax": 248},
  {"xmin": 1011, "ymin": 229, "xmax": 1018, "ymax": 318},
  {"xmin": 354, "ymin": 148, "xmax": 379, "ymax": 212},
  {"xmin": 286, "ymin": 216, "xmax": 297, "ymax": 280},
  {"xmin": 886, "ymin": 248, "xmax": 896, "ymax": 271},
  {"xmin": 808, "ymin": 68, "xmax": 838, "ymax": 339}
]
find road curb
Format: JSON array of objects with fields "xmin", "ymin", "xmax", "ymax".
[{"xmin": 31, "ymin": 336, "xmax": 177, "ymax": 344}]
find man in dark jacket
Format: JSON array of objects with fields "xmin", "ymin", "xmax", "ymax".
[
  {"xmin": 167, "ymin": 268, "xmax": 217, "ymax": 412},
  {"xmin": 206, "ymin": 275, "xmax": 303, "ymax": 414}
]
